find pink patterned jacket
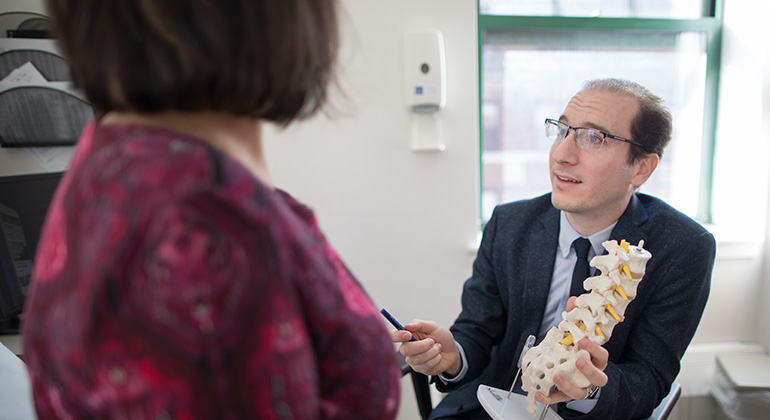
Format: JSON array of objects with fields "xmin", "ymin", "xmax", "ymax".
[{"xmin": 22, "ymin": 121, "xmax": 400, "ymax": 419}]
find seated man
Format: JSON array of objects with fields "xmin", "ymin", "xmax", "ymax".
[{"xmin": 392, "ymin": 78, "xmax": 715, "ymax": 419}]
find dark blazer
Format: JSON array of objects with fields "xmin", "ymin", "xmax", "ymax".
[{"xmin": 430, "ymin": 193, "xmax": 715, "ymax": 419}]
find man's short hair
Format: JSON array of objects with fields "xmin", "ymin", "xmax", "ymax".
[
  {"xmin": 582, "ymin": 78, "xmax": 673, "ymax": 163},
  {"xmin": 45, "ymin": 0, "xmax": 340, "ymax": 126}
]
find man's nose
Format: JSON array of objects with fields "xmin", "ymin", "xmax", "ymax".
[{"xmin": 552, "ymin": 129, "xmax": 581, "ymax": 161}]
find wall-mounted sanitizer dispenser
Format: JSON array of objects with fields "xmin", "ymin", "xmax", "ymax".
[
  {"xmin": 403, "ymin": 29, "xmax": 446, "ymax": 113},
  {"xmin": 403, "ymin": 29, "xmax": 446, "ymax": 151}
]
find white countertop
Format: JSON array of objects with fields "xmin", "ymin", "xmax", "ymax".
[{"xmin": 0, "ymin": 338, "xmax": 36, "ymax": 419}]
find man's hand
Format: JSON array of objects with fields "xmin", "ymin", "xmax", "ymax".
[
  {"xmin": 389, "ymin": 319, "xmax": 461, "ymax": 377},
  {"xmin": 535, "ymin": 337, "xmax": 609, "ymax": 404},
  {"xmin": 535, "ymin": 296, "xmax": 610, "ymax": 404}
]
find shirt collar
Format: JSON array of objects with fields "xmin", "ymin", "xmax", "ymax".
[{"xmin": 558, "ymin": 211, "xmax": 618, "ymax": 258}]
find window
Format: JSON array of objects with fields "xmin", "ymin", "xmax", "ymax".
[
  {"xmin": 480, "ymin": 0, "xmax": 710, "ymax": 19},
  {"xmin": 478, "ymin": 0, "xmax": 722, "ymax": 224}
]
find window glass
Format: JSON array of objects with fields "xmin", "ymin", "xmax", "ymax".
[
  {"xmin": 479, "ymin": 0, "xmax": 705, "ymax": 19},
  {"xmin": 481, "ymin": 29, "xmax": 707, "ymax": 221}
]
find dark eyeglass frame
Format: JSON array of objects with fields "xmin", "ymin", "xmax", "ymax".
[{"xmin": 545, "ymin": 118, "xmax": 651, "ymax": 153}]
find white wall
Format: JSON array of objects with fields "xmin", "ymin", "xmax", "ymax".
[
  {"xmin": 759, "ymin": 14, "xmax": 770, "ymax": 353},
  {"xmin": 264, "ymin": 0, "xmax": 479, "ymax": 331},
  {"xmin": 0, "ymin": 0, "xmax": 42, "ymax": 14}
]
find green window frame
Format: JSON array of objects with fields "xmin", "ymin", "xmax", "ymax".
[{"xmin": 477, "ymin": 1, "xmax": 724, "ymax": 225}]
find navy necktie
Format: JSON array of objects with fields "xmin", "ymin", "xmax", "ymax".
[{"xmin": 570, "ymin": 237, "xmax": 592, "ymax": 297}]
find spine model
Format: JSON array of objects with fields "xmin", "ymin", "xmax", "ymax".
[{"xmin": 520, "ymin": 239, "xmax": 652, "ymax": 417}]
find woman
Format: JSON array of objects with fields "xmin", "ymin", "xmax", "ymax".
[{"xmin": 22, "ymin": 1, "xmax": 401, "ymax": 418}]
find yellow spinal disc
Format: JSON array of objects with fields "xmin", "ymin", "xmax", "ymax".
[
  {"xmin": 619, "ymin": 263, "xmax": 633, "ymax": 281},
  {"xmin": 612, "ymin": 284, "xmax": 628, "ymax": 301},
  {"xmin": 604, "ymin": 304, "xmax": 621, "ymax": 322}
]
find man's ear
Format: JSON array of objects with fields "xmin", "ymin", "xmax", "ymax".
[{"xmin": 631, "ymin": 153, "xmax": 659, "ymax": 187}]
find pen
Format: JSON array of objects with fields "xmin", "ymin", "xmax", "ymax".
[{"xmin": 380, "ymin": 308, "xmax": 417, "ymax": 341}]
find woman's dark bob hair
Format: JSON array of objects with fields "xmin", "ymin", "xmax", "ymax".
[{"xmin": 44, "ymin": 0, "xmax": 339, "ymax": 126}]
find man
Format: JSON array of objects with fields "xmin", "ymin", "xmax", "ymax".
[{"xmin": 392, "ymin": 79, "xmax": 715, "ymax": 419}]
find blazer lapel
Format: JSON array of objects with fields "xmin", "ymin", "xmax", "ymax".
[{"xmin": 520, "ymin": 205, "xmax": 560, "ymax": 337}]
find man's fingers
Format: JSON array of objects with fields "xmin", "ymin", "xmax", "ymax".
[
  {"xmin": 554, "ymin": 374, "xmax": 586, "ymax": 401},
  {"xmin": 410, "ymin": 349, "xmax": 442, "ymax": 373},
  {"xmin": 404, "ymin": 319, "xmax": 439, "ymax": 335},
  {"xmin": 389, "ymin": 318, "xmax": 438, "ymax": 342},
  {"xmin": 535, "ymin": 373, "xmax": 591, "ymax": 404},
  {"xmin": 575, "ymin": 357, "xmax": 608, "ymax": 387},
  {"xmin": 392, "ymin": 320, "xmax": 458, "ymax": 376},
  {"xmin": 401, "ymin": 338, "xmax": 437, "ymax": 360},
  {"xmin": 402, "ymin": 339, "xmax": 443, "ymax": 375},
  {"xmin": 566, "ymin": 296, "xmax": 578, "ymax": 312},
  {"xmin": 535, "ymin": 386, "xmax": 570, "ymax": 405},
  {"xmin": 578, "ymin": 338, "xmax": 609, "ymax": 371},
  {"xmin": 389, "ymin": 329, "xmax": 413, "ymax": 343}
]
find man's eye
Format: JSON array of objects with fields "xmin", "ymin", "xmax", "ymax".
[{"xmin": 587, "ymin": 132, "xmax": 603, "ymax": 144}]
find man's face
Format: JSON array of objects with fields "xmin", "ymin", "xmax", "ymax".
[{"xmin": 549, "ymin": 88, "xmax": 653, "ymax": 225}]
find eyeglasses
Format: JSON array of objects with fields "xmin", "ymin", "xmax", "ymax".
[{"xmin": 545, "ymin": 118, "xmax": 650, "ymax": 152}]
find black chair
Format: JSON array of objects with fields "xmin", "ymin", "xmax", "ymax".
[{"xmin": 398, "ymin": 353, "xmax": 433, "ymax": 420}]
